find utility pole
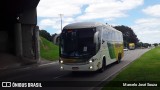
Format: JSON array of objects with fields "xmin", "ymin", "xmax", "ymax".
[{"xmin": 59, "ymin": 14, "xmax": 63, "ymax": 31}]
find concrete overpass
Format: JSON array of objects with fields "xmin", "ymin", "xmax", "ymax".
[{"xmin": 0, "ymin": 0, "xmax": 40, "ymax": 68}]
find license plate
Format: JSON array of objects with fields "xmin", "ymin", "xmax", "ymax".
[{"xmin": 72, "ymin": 67, "xmax": 79, "ymax": 70}]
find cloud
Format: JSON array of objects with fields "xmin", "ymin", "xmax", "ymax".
[
  {"xmin": 39, "ymin": 17, "xmax": 75, "ymax": 34},
  {"xmin": 132, "ymin": 18, "xmax": 160, "ymax": 43},
  {"xmin": 37, "ymin": 0, "xmax": 91, "ymax": 33},
  {"xmin": 131, "ymin": 4, "xmax": 160, "ymax": 43},
  {"xmin": 142, "ymin": 4, "xmax": 160, "ymax": 17},
  {"xmin": 38, "ymin": 0, "xmax": 144, "ymax": 19},
  {"xmin": 37, "ymin": 0, "xmax": 91, "ymax": 17},
  {"xmin": 37, "ymin": 0, "xmax": 144, "ymax": 34},
  {"xmin": 77, "ymin": 0, "xmax": 144, "ymax": 20}
]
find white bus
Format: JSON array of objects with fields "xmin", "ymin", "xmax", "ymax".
[{"xmin": 59, "ymin": 22, "xmax": 124, "ymax": 72}]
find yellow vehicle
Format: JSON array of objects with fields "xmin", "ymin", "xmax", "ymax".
[
  {"xmin": 129, "ymin": 43, "xmax": 135, "ymax": 50},
  {"xmin": 59, "ymin": 22, "xmax": 124, "ymax": 72}
]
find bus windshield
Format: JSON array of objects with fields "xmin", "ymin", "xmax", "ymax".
[{"xmin": 60, "ymin": 28, "xmax": 97, "ymax": 59}]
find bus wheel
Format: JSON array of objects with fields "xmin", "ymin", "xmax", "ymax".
[
  {"xmin": 117, "ymin": 53, "xmax": 121, "ymax": 64},
  {"xmin": 99, "ymin": 58, "xmax": 106, "ymax": 73}
]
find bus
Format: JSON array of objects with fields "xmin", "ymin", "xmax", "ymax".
[
  {"xmin": 59, "ymin": 22, "xmax": 124, "ymax": 72},
  {"xmin": 129, "ymin": 43, "xmax": 135, "ymax": 50}
]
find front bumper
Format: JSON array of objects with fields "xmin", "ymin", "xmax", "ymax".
[{"xmin": 59, "ymin": 63, "xmax": 97, "ymax": 71}]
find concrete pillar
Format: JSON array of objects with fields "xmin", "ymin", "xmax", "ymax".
[
  {"xmin": 21, "ymin": 24, "xmax": 33, "ymax": 59},
  {"xmin": 14, "ymin": 23, "xmax": 23, "ymax": 57},
  {"xmin": 34, "ymin": 26, "xmax": 40, "ymax": 61},
  {"xmin": 0, "ymin": 31, "xmax": 8, "ymax": 52}
]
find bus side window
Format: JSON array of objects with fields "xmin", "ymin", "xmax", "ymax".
[
  {"xmin": 106, "ymin": 31, "xmax": 109, "ymax": 41},
  {"xmin": 104, "ymin": 27, "xmax": 107, "ymax": 41},
  {"xmin": 111, "ymin": 31, "xmax": 114, "ymax": 42},
  {"xmin": 114, "ymin": 32, "xmax": 117, "ymax": 41},
  {"xmin": 119, "ymin": 33, "xmax": 121, "ymax": 42},
  {"xmin": 121, "ymin": 34, "xmax": 123, "ymax": 42},
  {"xmin": 108, "ymin": 30, "xmax": 111, "ymax": 42},
  {"xmin": 116, "ymin": 32, "xmax": 119, "ymax": 41}
]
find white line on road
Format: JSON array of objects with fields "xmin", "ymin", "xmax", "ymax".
[
  {"xmin": 39, "ymin": 61, "xmax": 58, "ymax": 67},
  {"xmin": 88, "ymin": 61, "xmax": 133, "ymax": 90},
  {"xmin": 52, "ymin": 75, "xmax": 65, "ymax": 79}
]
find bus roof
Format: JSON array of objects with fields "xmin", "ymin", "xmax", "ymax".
[
  {"xmin": 63, "ymin": 22, "xmax": 122, "ymax": 34},
  {"xmin": 63, "ymin": 22, "xmax": 105, "ymax": 29}
]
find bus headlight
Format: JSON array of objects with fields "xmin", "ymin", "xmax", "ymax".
[
  {"xmin": 89, "ymin": 60, "xmax": 93, "ymax": 63},
  {"xmin": 60, "ymin": 66, "xmax": 63, "ymax": 69},
  {"xmin": 60, "ymin": 60, "xmax": 63, "ymax": 64},
  {"xmin": 89, "ymin": 66, "xmax": 93, "ymax": 69}
]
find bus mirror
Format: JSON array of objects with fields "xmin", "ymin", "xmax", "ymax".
[
  {"xmin": 94, "ymin": 31, "xmax": 100, "ymax": 53},
  {"xmin": 94, "ymin": 32, "xmax": 99, "ymax": 44},
  {"xmin": 53, "ymin": 34, "xmax": 60, "ymax": 45},
  {"xmin": 102, "ymin": 40, "xmax": 105, "ymax": 44}
]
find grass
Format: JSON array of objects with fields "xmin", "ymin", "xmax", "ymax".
[
  {"xmin": 102, "ymin": 47, "xmax": 160, "ymax": 90},
  {"xmin": 40, "ymin": 36, "xmax": 59, "ymax": 61}
]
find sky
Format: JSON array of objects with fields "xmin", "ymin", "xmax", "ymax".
[{"xmin": 37, "ymin": 0, "xmax": 160, "ymax": 44}]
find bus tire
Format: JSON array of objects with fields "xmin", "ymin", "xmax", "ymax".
[
  {"xmin": 117, "ymin": 53, "xmax": 121, "ymax": 64},
  {"xmin": 99, "ymin": 58, "xmax": 106, "ymax": 73}
]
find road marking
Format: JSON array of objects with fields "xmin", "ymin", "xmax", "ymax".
[
  {"xmin": 19, "ymin": 66, "xmax": 31, "ymax": 70},
  {"xmin": 39, "ymin": 61, "xmax": 58, "ymax": 67},
  {"xmin": 88, "ymin": 62, "xmax": 132, "ymax": 90},
  {"xmin": 52, "ymin": 75, "xmax": 65, "ymax": 79},
  {"xmin": 14, "ymin": 62, "xmax": 57, "ymax": 71},
  {"xmin": 101, "ymin": 50, "xmax": 146, "ymax": 82}
]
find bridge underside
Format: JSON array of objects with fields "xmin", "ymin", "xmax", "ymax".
[{"xmin": 0, "ymin": 0, "xmax": 40, "ymax": 68}]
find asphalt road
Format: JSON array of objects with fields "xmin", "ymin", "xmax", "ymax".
[{"xmin": 0, "ymin": 49, "xmax": 150, "ymax": 90}]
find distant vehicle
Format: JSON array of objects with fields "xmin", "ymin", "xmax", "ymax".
[
  {"xmin": 123, "ymin": 47, "xmax": 129, "ymax": 51},
  {"xmin": 129, "ymin": 43, "xmax": 135, "ymax": 50},
  {"xmin": 59, "ymin": 22, "xmax": 124, "ymax": 72}
]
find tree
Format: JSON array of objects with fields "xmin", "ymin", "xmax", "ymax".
[
  {"xmin": 136, "ymin": 42, "xmax": 143, "ymax": 48},
  {"xmin": 143, "ymin": 43, "xmax": 151, "ymax": 48},
  {"xmin": 51, "ymin": 33, "xmax": 57, "ymax": 40},
  {"xmin": 113, "ymin": 25, "xmax": 139, "ymax": 47},
  {"xmin": 39, "ymin": 30, "xmax": 52, "ymax": 41},
  {"xmin": 153, "ymin": 43, "xmax": 158, "ymax": 47}
]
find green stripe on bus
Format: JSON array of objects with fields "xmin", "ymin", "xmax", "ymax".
[{"xmin": 107, "ymin": 43, "xmax": 116, "ymax": 59}]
